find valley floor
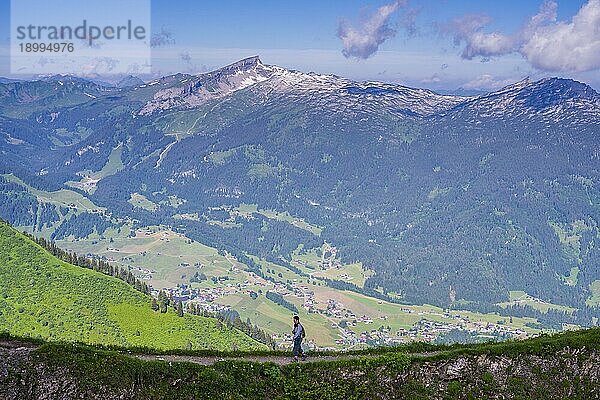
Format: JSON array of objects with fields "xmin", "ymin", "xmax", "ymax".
[{"xmin": 55, "ymin": 225, "xmax": 546, "ymax": 349}]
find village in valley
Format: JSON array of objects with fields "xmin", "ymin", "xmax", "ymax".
[
  {"xmin": 63, "ymin": 226, "xmax": 539, "ymax": 350},
  {"xmin": 156, "ymin": 271, "xmax": 530, "ymax": 350}
]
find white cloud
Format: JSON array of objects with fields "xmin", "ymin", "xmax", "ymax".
[
  {"xmin": 448, "ymin": 0, "xmax": 600, "ymax": 73},
  {"xmin": 446, "ymin": 14, "xmax": 514, "ymax": 59},
  {"xmin": 337, "ymin": 1, "xmax": 407, "ymax": 59},
  {"xmin": 462, "ymin": 74, "xmax": 515, "ymax": 90},
  {"xmin": 465, "ymin": 31, "xmax": 514, "ymax": 59},
  {"xmin": 521, "ymin": 0, "xmax": 600, "ymax": 72}
]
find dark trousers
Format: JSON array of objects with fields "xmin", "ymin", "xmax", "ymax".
[{"xmin": 293, "ymin": 337, "xmax": 303, "ymax": 357}]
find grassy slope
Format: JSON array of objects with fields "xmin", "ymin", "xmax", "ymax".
[
  {"xmin": 497, "ymin": 290, "xmax": 577, "ymax": 313},
  {"xmin": 3, "ymin": 328, "xmax": 599, "ymax": 400},
  {"xmin": 0, "ymin": 221, "xmax": 264, "ymax": 351},
  {"xmin": 3, "ymin": 173, "xmax": 101, "ymax": 212}
]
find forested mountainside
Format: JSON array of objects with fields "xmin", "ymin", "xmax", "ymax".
[
  {"xmin": 0, "ymin": 220, "xmax": 263, "ymax": 351},
  {"xmin": 0, "ymin": 56, "xmax": 599, "ymax": 316}
]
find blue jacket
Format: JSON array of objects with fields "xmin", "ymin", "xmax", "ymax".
[{"xmin": 292, "ymin": 323, "xmax": 304, "ymax": 340}]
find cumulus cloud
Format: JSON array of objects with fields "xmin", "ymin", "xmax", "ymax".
[
  {"xmin": 447, "ymin": 0, "xmax": 600, "ymax": 72},
  {"xmin": 338, "ymin": 0, "xmax": 411, "ymax": 59},
  {"xmin": 521, "ymin": 0, "xmax": 600, "ymax": 72}
]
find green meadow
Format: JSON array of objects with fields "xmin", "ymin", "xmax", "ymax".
[{"xmin": 0, "ymin": 220, "xmax": 264, "ymax": 351}]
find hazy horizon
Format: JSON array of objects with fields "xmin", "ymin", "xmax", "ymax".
[
  {"xmin": 1, "ymin": 0, "xmax": 599, "ymax": 92},
  {"xmin": 2, "ymin": 53, "xmax": 599, "ymax": 96}
]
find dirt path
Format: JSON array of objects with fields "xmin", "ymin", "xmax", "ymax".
[
  {"xmin": 134, "ymin": 349, "xmax": 443, "ymax": 366},
  {"xmin": 0, "ymin": 340, "xmax": 369, "ymax": 366},
  {"xmin": 0, "ymin": 340, "xmax": 434, "ymax": 366},
  {"xmin": 134, "ymin": 353, "xmax": 371, "ymax": 366}
]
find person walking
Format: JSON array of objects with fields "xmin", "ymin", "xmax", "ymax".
[{"xmin": 291, "ymin": 315, "xmax": 306, "ymax": 362}]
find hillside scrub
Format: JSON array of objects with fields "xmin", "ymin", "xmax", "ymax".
[{"xmin": 1, "ymin": 328, "xmax": 599, "ymax": 399}]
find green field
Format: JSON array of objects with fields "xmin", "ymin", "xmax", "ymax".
[
  {"xmin": 497, "ymin": 290, "xmax": 576, "ymax": 313},
  {"xmin": 3, "ymin": 173, "xmax": 109, "ymax": 240},
  {"xmin": 310, "ymin": 262, "xmax": 373, "ymax": 288},
  {"xmin": 58, "ymin": 226, "xmax": 239, "ymax": 289},
  {"xmin": 66, "ymin": 144, "xmax": 124, "ymax": 194},
  {"xmin": 0, "ymin": 221, "xmax": 263, "ymax": 351},
  {"xmin": 290, "ymin": 245, "xmax": 374, "ymax": 288},
  {"xmin": 232, "ymin": 203, "xmax": 323, "ymax": 236},
  {"xmin": 55, "ymin": 224, "xmax": 551, "ymax": 348},
  {"xmin": 216, "ymin": 292, "xmax": 340, "ymax": 347},
  {"xmin": 563, "ymin": 266, "xmax": 579, "ymax": 286},
  {"xmin": 3, "ymin": 173, "xmax": 102, "ymax": 212},
  {"xmin": 128, "ymin": 193, "xmax": 159, "ymax": 211},
  {"xmin": 548, "ymin": 219, "xmax": 590, "ymax": 259}
]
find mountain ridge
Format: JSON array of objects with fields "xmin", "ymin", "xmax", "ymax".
[
  {"xmin": 1, "ymin": 57, "xmax": 598, "ymax": 124},
  {"xmin": 439, "ymin": 76, "xmax": 600, "ymax": 127},
  {"xmin": 132, "ymin": 58, "xmax": 600, "ymax": 124},
  {"xmin": 0, "ymin": 56, "xmax": 599, "ymax": 322},
  {"xmin": 138, "ymin": 57, "xmax": 471, "ymax": 116}
]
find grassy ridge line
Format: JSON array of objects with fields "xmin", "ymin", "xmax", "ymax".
[
  {"xmin": 4, "ymin": 328, "xmax": 599, "ymax": 400},
  {"xmin": 0, "ymin": 220, "xmax": 264, "ymax": 351},
  {"xmin": 3, "ymin": 327, "xmax": 598, "ymax": 359},
  {"xmin": 25, "ymin": 341, "xmax": 412, "ymax": 400}
]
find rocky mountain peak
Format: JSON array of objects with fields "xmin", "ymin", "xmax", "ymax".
[{"xmin": 218, "ymin": 55, "xmax": 263, "ymax": 73}]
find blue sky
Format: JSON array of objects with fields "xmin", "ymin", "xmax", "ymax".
[{"xmin": 1, "ymin": 0, "xmax": 599, "ymax": 91}]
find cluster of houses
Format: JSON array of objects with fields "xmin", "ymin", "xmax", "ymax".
[
  {"xmin": 148, "ymin": 267, "xmax": 532, "ymax": 349},
  {"xmin": 110, "ymin": 242, "xmax": 532, "ymax": 349},
  {"xmin": 150, "ymin": 282, "xmax": 236, "ymax": 314},
  {"xmin": 331, "ymin": 310, "xmax": 530, "ymax": 347}
]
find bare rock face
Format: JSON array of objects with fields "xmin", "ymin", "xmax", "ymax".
[
  {"xmin": 398, "ymin": 348, "xmax": 600, "ymax": 399},
  {"xmin": 138, "ymin": 56, "xmax": 277, "ymax": 115}
]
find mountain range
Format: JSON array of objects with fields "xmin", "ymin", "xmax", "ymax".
[{"xmin": 0, "ymin": 56, "xmax": 598, "ymax": 321}]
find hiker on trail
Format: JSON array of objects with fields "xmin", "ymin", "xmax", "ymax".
[{"xmin": 292, "ymin": 315, "xmax": 306, "ymax": 362}]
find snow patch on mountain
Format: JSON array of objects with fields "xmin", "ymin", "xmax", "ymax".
[
  {"xmin": 445, "ymin": 77, "xmax": 600, "ymax": 125},
  {"xmin": 138, "ymin": 56, "xmax": 469, "ymax": 117},
  {"xmin": 139, "ymin": 56, "xmax": 276, "ymax": 115}
]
